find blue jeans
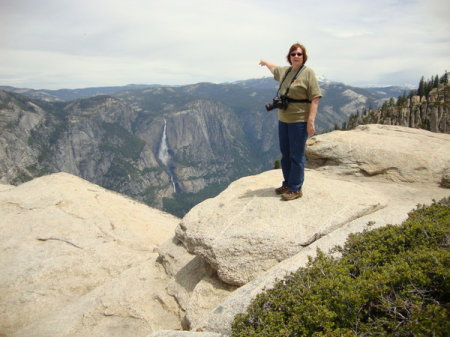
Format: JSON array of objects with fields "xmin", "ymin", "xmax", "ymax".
[{"xmin": 278, "ymin": 121, "xmax": 308, "ymax": 192}]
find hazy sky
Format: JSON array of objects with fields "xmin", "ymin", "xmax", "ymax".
[{"xmin": 1, "ymin": 0, "xmax": 449, "ymax": 89}]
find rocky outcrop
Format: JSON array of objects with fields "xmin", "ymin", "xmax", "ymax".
[
  {"xmin": 196, "ymin": 170, "xmax": 450, "ymax": 335},
  {"xmin": 1, "ymin": 125, "xmax": 449, "ymax": 337},
  {"xmin": 175, "ymin": 124, "xmax": 450, "ymax": 287},
  {"xmin": 0, "ymin": 173, "xmax": 181, "ymax": 337},
  {"xmin": 169, "ymin": 125, "xmax": 450, "ymax": 335},
  {"xmin": 343, "ymin": 83, "xmax": 449, "ymax": 133},
  {"xmin": 307, "ymin": 124, "xmax": 450, "ymax": 183},
  {"xmin": 175, "ymin": 170, "xmax": 387, "ymax": 286}
]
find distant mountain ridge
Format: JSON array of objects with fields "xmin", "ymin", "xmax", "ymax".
[
  {"xmin": 0, "ymin": 78, "xmax": 411, "ymax": 216},
  {"xmin": 0, "ymin": 77, "xmax": 408, "ymax": 101},
  {"xmin": 1, "ymin": 77, "xmax": 410, "ymax": 131},
  {"xmin": 0, "ymin": 84, "xmax": 156, "ymax": 102}
]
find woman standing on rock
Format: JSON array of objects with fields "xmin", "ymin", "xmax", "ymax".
[{"xmin": 260, "ymin": 42, "xmax": 322, "ymax": 201}]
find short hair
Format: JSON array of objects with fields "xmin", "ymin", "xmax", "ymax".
[{"xmin": 286, "ymin": 43, "xmax": 308, "ymax": 65}]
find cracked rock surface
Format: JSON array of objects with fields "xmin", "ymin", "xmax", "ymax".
[
  {"xmin": 176, "ymin": 170, "xmax": 387, "ymax": 286},
  {"xmin": 176, "ymin": 125, "xmax": 450, "ymax": 287},
  {"xmin": 306, "ymin": 124, "xmax": 450, "ymax": 183},
  {"xmin": 0, "ymin": 173, "xmax": 181, "ymax": 337}
]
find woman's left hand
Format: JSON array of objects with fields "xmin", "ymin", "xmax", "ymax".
[
  {"xmin": 307, "ymin": 122, "xmax": 315, "ymax": 136},
  {"xmin": 307, "ymin": 97, "xmax": 320, "ymax": 136}
]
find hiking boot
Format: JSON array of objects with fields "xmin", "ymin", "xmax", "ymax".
[
  {"xmin": 275, "ymin": 185, "xmax": 289, "ymax": 195},
  {"xmin": 281, "ymin": 189, "xmax": 303, "ymax": 201}
]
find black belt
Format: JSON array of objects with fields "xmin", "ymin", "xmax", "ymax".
[{"xmin": 286, "ymin": 98, "xmax": 311, "ymax": 104}]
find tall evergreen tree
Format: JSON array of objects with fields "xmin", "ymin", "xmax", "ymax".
[
  {"xmin": 433, "ymin": 74, "xmax": 439, "ymax": 88},
  {"xmin": 418, "ymin": 76, "xmax": 425, "ymax": 97},
  {"xmin": 440, "ymin": 71, "xmax": 448, "ymax": 84}
]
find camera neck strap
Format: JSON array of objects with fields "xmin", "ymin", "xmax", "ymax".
[{"xmin": 276, "ymin": 65, "xmax": 305, "ymax": 98}]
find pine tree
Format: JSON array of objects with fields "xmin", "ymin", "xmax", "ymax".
[
  {"xmin": 418, "ymin": 76, "xmax": 425, "ymax": 97},
  {"xmin": 397, "ymin": 92, "xmax": 408, "ymax": 106},
  {"xmin": 440, "ymin": 71, "xmax": 448, "ymax": 84},
  {"xmin": 433, "ymin": 74, "xmax": 439, "ymax": 88}
]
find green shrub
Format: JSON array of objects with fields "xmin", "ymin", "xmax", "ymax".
[{"xmin": 231, "ymin": 198, "xmax": 450, "ymax": 337}]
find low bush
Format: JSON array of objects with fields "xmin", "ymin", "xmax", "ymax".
[{"xmin": 231, "ymin": 198, "xmax": 450, "ymax": 337}]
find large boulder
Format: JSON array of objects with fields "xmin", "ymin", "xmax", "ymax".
[
  {"xmin": 198, "ymin": 176, "xmax": 450, "ymax": 335},
  {"xmin": 176, "ymin": 169, "xmax": 387, "ymax": 286},
  {"xmin": 306, "ymin": 124, "xmax": 450, "ymax": 183},
  {"xmin": 0, "ymin": 173, "xmax": 181, "ymax": 337}
]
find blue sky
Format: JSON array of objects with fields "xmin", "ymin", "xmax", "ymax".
[{"xmin": 0, "ymin": 0, "xmax": 448, "ymax": 89}]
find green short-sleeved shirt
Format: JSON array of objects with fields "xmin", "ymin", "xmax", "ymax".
[{"xmin": 273, "ymin": 65, "xmax": 322, "ymax": 123}]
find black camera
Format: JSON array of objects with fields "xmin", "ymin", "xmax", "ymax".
[{"xmin": 265, "ymin": 95, "xmax": 289, "ymax": 111}]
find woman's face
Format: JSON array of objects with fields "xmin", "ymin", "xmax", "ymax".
[{"xmin": 289, "ymin": 47, "xmax": 304, "ymax": 68}]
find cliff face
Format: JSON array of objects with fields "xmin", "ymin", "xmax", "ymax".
[{"xmin": 0, "ymin": 89, "xmax": 277, "ymax": 213}]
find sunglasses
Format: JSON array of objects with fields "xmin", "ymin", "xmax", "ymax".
[{"xmin": 290, "ymin": 52, "xmax": 303, "ymax": 57}]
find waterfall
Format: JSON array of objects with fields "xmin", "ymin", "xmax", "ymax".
[
  {"xmin": 157, "ymin": 119, "xmax": 177, "ymax": 193},
  {"xmin": 158, "ymin": 119, "xmax": 170, "ymax": 166}
]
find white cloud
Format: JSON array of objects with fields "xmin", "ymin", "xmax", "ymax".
[{"xmin": 0, "ymin": 0, "xmax": 448, "ymax": 89}]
